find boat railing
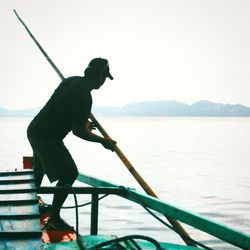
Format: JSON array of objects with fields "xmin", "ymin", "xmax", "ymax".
[{"xmin": 37, "ymin": 172, "xmax": 250, "ymax": 250}]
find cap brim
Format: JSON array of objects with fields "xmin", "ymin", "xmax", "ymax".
[{"xmin": 107, "ymin": 72, "xmax": 113, "ymax": 80}]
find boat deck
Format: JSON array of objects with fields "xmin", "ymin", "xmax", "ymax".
[
  {"xmin": 1, "ymin": 168, "xmax": 250, "ymax": 249},
  {"xmin": 0, "ymin": 169, "xmax": 42, "ymax": 249},
  {"xmin": 43, "ymin": 235, "xmax": 200, "ymax": 250}
]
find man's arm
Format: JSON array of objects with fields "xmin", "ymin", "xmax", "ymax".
[{"xmin": 72, "ymin": 121, "xmax": 116, "ymax": 151}]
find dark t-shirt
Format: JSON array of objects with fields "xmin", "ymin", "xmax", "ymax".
[{"xmin": 28, "ymin": 76, "xmax": 92, "ymax": 140}]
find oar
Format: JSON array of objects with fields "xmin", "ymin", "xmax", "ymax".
[
  {"xmin": 89, "ymin": 115, "xmax": 195, "ymax": 246},
  {"xmin": 13, "ymin": 9, "xmax": 195, "ymax": 246}
]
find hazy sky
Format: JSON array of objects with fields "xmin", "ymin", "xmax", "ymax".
[{"xmin": 1, "ymin": 0, "xmax": 250, "ymax": 109}]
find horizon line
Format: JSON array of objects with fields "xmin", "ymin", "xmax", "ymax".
[{"xmin": 1, "ymin": 99, "xmax": 250, "ymax": 111}]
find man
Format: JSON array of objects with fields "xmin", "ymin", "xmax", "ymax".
[{"xmin": 27, "ymin": 58, "xmax": 116, "ymax": 229}]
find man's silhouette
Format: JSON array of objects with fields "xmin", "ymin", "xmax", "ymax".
[{"xmin": 27, "ymin": 58, "xmax": 116, "ymax": 229}]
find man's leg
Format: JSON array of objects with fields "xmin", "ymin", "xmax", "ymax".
[
  {"xmin": 38, "ymin": 140, "xmax": 79, "ymax": 228},
  {"xmin": 49, "ymin": 173, "xmax": 77, "ymax": 221},
  {"xmin": 33, "ymin": 152, "xmax": 44, "ymax": 187},
  {"xmin": 27, "ymin": 135, "xmax": 44, "ymax": 187}
]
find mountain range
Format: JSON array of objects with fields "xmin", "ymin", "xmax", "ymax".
[{"xmin": 1, "ymin": 100, "xmax": 250, "ymax": 117}]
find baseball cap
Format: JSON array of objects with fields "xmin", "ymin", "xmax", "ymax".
[{"xmin": 87, "ymin": 58, "xmax": 113, "ymax": 80}]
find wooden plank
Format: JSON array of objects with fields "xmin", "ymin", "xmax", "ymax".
[
  {"xmin": 0, "ymin": 238, "xmax": 41, "ymax": 250},
  {"xmin": 0, "ymin": 188, "xmax": 37, "ymax": 194},
  {"xmin": 0, "ymin": 179, "xmax": 35, "ymax": 184},
  {"xmin": 0, "ymin": 192, "xmax": 37, "ymax": 201},
  {"xmin": 0, "ymin": 174, "xmax": 34, "ymax": 181},
  {"xmin": 41, "ymin": 235, "xmax": 199, "ymax": 250},
  {"xmin": 0, "ymin": 218, "xmax": 41, "ymax": 233},
  {"xmin": 0, "ymin": 204, "xmax": 39, "ymax": 216},
  {"xmin": 126, "ymin": 189, "xmax": 250, "ymax": 250},
  {"xmin": 0, "ymin": 199, "xmax": 38, "ymax": 205},
  {"xmin": 77, "ymin": 173, "xmax": 250, "ymax": 250},
  {"xmin": 77, "ymin": 173, "xmax": 118, "ymax": 187},
  {"xmin": 0, "ymin": 170, "xmax": 34, "ymax": 176},
  {"xmin": 0, "ymin": 169, "xmax": 42, "ymax": 248},
  {"xmin": 38, "ymin": 186, "xmax": 126, "ymax": 195},
  {"xmin": 0, "ymin": 214, "xmax": 40, "ymax": 220},
  {"xmin": 0, "ymin": 231, "xmax": 42, "ymax": 238},
  {"xmin": 0, "ymin": 170, "xmax": 35, "ymax": 194},
  {"xmin": 0, "ymin": 182, "xmax": 36, "ymax": 191}
]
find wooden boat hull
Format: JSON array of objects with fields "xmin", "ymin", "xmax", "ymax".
[{"xmin": 1, "ymin": 158, "xmax": 250, "ymax": 249}]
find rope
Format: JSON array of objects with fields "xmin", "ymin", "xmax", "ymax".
[
  {"xmin": 41, "ymin": 185, "xmax": 86, "ymax": 249},
  {"xmin": 40, "ymin": 185, "xmax": 214, "ymax": 249},
  {"xmin": 69, "ymin": 185, "xmax": 86, "ymax": 250},
  {"xmin": 62, "ymin": 194, "xmax": 109, "ymax": 209},
  {"xmin": 42, "ymin": 187, "xmax": 164, "ymax": 249},
  {"xmin": 88, "ymin": 235, "xmax": 164, "ymax": 250},
  {"xmin": 120, "ymin": 186, "xmax": 215, "ymax": 250},
  {"xmin": 129, "ymin": 238, "xmax": 143, "ymax": 250},
  {"xmin": 41, "ymin": 194, "xmax": 109, "ymax": 209}
]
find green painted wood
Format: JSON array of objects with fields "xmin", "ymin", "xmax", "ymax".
[
  {"xmin": 0, "ymin": 192, "xmax": 37, "ymax": 201},
  {"xmin": 41, "ymin": 235, "xmax": 199, "ymax": 250},
  {"xmin": 38, "ymin": 186, "xmax": 126, "ymax": 195},
  {"xmin": 0, "ymin": 199, "xmax": 38, "ymax": 205},
  {"xmin": 0, "ymin": 188, "xmax": 37, "ymax": 194},
  {"xmin": 0, "ymin": 169, "xmax": 42, "ymax": 247},
  {"xmin": 0, "ymin": 231, "xmax": 42, "ymax": 238},
  {"xmin": 77, "ymin": 173, "xmax": 118, "ymax": 188},
  {"xmin": 0, "ymin": 182, "xmax": 36, "ymax": 191},
  {"xmin": 0, "ymin": 170, "xmax": 34, "ymax": 176},
  {"xmin": 0, "ymin": 214, "xmax": 40, "ymax": 219},
  {"xmin": 0, "ymin": 178, "xmax": 35, "ymax": 184},
  {"xmin": 0, "ymin": 204, "xmax": 39, "ymax": 216},
  {"xmin": 0, "ymin": 174, "xmax": 34, "ymax": 181},
  {"xmin": 1, "ymin": 238, "xmax": 41, "ymax": 250},
  {"xmin": 0, "ymin": 217, "xmax": 41, "ymax": 233},
  {"xmin": 82, "ymin": 235, "xmax": 117, "ymax": 249},
  {"xmin": 124, "ymin": 189, "xmax": 250, "ymax": 250},
  {"xmin": 77, "ymin": 173, "xmax": 250, "ymax": 250}
]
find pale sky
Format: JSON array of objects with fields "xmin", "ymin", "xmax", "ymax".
[{"xmin": 1, "ymin": 0, "xmax": 250, "ymax": 109}]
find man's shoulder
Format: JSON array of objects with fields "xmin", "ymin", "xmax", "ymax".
[
  {"xmin": 65, "ymin": 76, "xmax": 82, "ymax": 82},
  {"xmin": 64, "ymin": 77, "xmax": 91, "ymax": 99},
  {"xmin": 66, "ymin": 76, "xmax": 89, "ymax": 88},
  {"xmin": 62, "ymin": 76, "xmax": 83, "ymax": 86}
]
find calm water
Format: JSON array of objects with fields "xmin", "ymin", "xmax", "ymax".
[{"xmin": 0, "ymin": 116, "xmax": 250, "ymax": 249}]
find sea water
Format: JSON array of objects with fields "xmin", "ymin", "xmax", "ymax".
[{"xmin": 0, "ymin": 116, "xmax": 249, "ymax": 249}]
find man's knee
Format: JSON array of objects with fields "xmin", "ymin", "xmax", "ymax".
[
  {"xmin": 68, "ymin": 170, "xmax": 78, "ymax": 184},
  {"xmin": 58, "ymin": 170, "xmax": 78, "ymax": 186}
]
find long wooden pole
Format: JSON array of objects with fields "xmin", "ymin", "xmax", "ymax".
[
  {"xmin": 89, "ymin": 115, "xmax": 196, "ymax": 246},
  {"xmin": 13, "ymin": 9, "xmax": 195, "ymax": 246}
]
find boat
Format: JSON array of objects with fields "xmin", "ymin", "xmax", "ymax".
[
  {"xmin": 6, "ymin": 10, "xmax": 250, "ymax": 250},
  {"xmin": 0, "ymin": 156, "xmax": 249, "ymax": 250}
]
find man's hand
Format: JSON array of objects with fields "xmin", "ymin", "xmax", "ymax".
[
  {"xmin": 102, "ymin": 137, "xmax": 117, "ymax": 151},
  {"xmin": 85, "ymin": 119, "xmax": 96, "ymax": 131},
  {"xmin": 73, "ymin": 121, "xmax": 116, "ymax": 151}
]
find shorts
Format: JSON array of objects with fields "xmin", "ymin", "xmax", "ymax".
[{"xmin": 27, "ymin": 135, "xmax": 79, "ymax": 183}]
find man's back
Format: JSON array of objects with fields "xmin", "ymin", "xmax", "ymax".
[
  {"xmin": 28, "ymin": 76, "xmax": 92, "ymax": 140},
  {"xmin": 46, "ymin": 76, "xmax": 80, "ymax": 104}
]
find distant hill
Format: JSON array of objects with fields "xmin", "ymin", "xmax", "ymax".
[
  {"xmin": 0, "ymin": 107, "xmax": 41, "ymax": 117},
  {"xmin": 1, "ymin": 100, "xmax": 250, "ymax": 117},
  {"xmin": 92, "ymin": 100, "xmax": 250, "ymax": 117}
]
